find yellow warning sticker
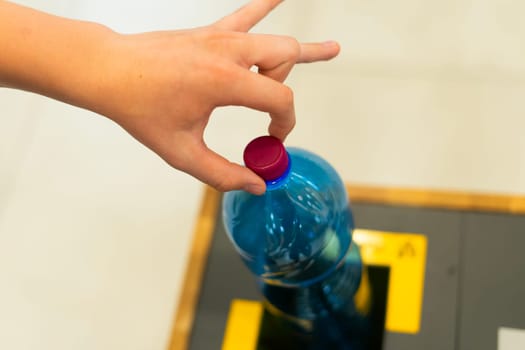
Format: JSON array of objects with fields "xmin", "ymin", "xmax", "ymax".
[{"xmin": 353, "ymin": 229, "xmax": 427, "ymax": 334}]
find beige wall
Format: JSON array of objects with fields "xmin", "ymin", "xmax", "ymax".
[
  {"xmin": 208, "ymin": 0, "xmax": 525, "ymax": 195},
  {"xmin": 0, "ymin": 1, "xmax": 524, "ymax": 349}
]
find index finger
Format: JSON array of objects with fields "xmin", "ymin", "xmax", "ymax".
[{"xmin": 213, "ymin": 0, "xmax": 283, "ymax": 32}]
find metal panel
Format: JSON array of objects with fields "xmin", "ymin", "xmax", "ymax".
[
  {"xmin": 352, "ymin": 204, "xmax": 462, "ymax": 350},
  {"xmin": 458, "ymin": 213, "xmax": 525, "ymax": 350}
]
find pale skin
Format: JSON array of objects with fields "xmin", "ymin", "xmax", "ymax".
[{"xmin": 0, "ymin": 0, "xmax": 340, "ymax": 194}]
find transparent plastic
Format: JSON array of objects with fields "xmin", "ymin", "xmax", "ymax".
[{"xmin": 223, "ymin": 147, "xmax": 368, "ymax": 348}]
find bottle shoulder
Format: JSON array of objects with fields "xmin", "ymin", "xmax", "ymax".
[{"xmin": 282, "ymin": 147, "xmax": 347, "ymax": 197}]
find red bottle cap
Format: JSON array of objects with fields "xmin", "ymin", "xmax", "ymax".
[{"xmin": 244, "ymin": 136, "xmax": 289, "ymax": 181}]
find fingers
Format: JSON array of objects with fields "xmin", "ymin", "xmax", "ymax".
[
  {"xmin": 184, "ymin": 142, "xmax": 266, "ymax": 194},
  {"xmin": 222, "ymin": 69, "xmax": 295, "ymax": 140},
  {"xmin": 242, "ymin": 35, "xmax": 341, "ymax": 83},
  {"xmin": 224, "ymin": 35, "xmax": 339, "ymax": 140},
  {"xmin": 298, "ymin": 41, "xmax": 341, "ymax": 63},
  {"xmin": 240, "ymin": 34, "xmax": 300, "ymax": 83},
  {"xmin": 230, "ymin": 36, "xmax": 339, "ymax": 140},
  {"xmin": 214, "ymin": 0, "xmax": 283, "ymax": 32}
]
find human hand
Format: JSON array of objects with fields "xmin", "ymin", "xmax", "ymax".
[{"xmin": 87, "ymin": 0, "xmax": 340, "ymax": 194}]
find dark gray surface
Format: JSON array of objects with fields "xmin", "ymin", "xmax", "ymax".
[
  {"xmin": 188, "ymin": 201, "xmax": 525, "ymax": 350},
  {"xmin": 352, "ymin": 204, "xmax": 462, "ymax": 350},
  {"xmin": 458, "ymin": 212, "xmax": 525, "ymax": 350}
]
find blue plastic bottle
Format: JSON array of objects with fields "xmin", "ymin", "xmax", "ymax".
[{"xmin": 222, "ymin": 136, "xmax": 369, "ymax": 349}]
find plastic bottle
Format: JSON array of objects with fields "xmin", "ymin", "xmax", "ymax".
[{"xmin": 222, "ymin": 136, "xmax": 370, "ymax": 349}]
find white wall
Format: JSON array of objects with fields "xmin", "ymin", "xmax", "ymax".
[
  {"xmin": 1, "ymin": 1, "xmax": 524, "ymax": 349},
  {"xmin": 207, "ymin": 0, "xmax": 525, "ymax": 195}
]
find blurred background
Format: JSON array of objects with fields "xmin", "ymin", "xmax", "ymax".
[{"xmin": 1, "ymin": 0, "xmax": 524, "ymax": 349}]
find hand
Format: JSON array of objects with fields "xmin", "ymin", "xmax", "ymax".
[{"xmin": 89, "ymin": 0, "xmax": 340, "ymax": 194}]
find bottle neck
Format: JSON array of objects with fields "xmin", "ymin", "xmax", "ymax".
[{"xmin": 264, "ymin": 152, "xmax": 292, "ymax": 191}]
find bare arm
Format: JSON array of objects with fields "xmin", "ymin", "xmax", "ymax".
[
  {"xmin": 0, "ymin": 1, "xmax": 115, "ymax": 109},
  {"xmin": 0, "ymin": 0, "xmax": 340, "ymax": 194}
]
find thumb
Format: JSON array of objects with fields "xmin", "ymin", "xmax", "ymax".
[{"xmin": 184, "ymin": 143, "xmax": 266, "ymax": 195}]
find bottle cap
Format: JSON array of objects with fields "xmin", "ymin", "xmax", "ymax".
[{"xmin": 244, "ymin": 136, "xmax": 289, "ymax": 181}]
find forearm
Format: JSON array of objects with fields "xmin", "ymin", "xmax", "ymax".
[{"xmin": 0, "ymin": 0, "xmax": 115, "ymax": 110}]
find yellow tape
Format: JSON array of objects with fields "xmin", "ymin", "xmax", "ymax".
[
  {"xmin": 353, "ymin": 229, "xmax": 427, "ymax": 334},
  {"xmin": 221, "ymin": 300, "xmax": 263, "ymax": 350}
]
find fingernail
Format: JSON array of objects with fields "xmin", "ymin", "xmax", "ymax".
[{"xmin": 244, "ymin": 183, "xmax": 266, "ymax": 195}]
